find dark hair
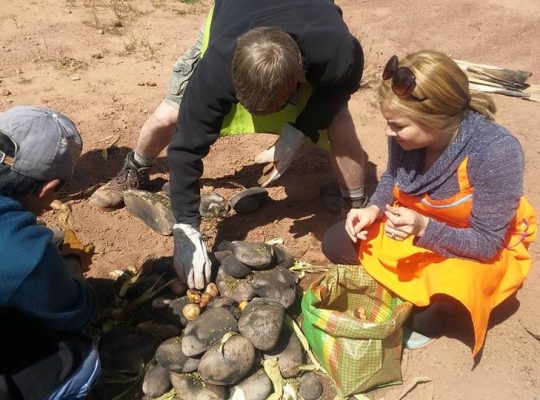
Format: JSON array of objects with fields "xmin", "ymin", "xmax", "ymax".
[
  {"xmin": 232, "ymin": 27, "xmax": 303, "ymax": 115},
  {"xmin": 0, "ymin": 164, "xmax": 42, "ymax": 196}
]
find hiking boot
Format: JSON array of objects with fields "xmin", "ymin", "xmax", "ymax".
[{"xmin": 89, "ymin": 151, "xmax": 151, "ymax": 209}]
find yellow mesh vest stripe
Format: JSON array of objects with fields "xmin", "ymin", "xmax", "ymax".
[{"xmin": 200, "ymin": 7, "xmax": 330, "ymax": 150}]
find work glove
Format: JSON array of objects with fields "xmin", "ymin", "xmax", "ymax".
[
  {"xmin": 173, "ymin": 223, "xmax": 212, "ymax": 289},
  {"xmin": 60, "ymin": 229, "xmax": 95, "ymax": 272},
  {"xmin": 255, "ymin": 123, "xmax": 305, "ymax": 187}
]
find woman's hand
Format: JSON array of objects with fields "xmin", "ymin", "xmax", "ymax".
[
  {"xmin": 345, "ymin": 205, "xmax": 381, "ymax": 243},
  {"xmin": 384, "ymin": 204, "xmax": 430, "ymax": 240}
]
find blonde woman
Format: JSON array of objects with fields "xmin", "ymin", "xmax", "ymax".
[{"xmin": 322, "ymin": 50, "xmax": 537, "ymax": 356}]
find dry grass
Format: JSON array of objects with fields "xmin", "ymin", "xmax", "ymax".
[
  {"xmin": 109, "ymin": 0, "xmax": 141, "ymax": 23},
  {"xmin": 53, "ymin": 55, "xmax": 89, "ymax": 72},
  {"xmin": 33, "ymin": 34, "xmax": 89, "ymax": 73},
  {"xmin": 151, "ymin": 0, "xmax": 166, "ymax": 8},
  {"xmin": 118, "ymin": 27, "xmax": 159, "ymax": 60},
  {"xmin": 359, "ymin": 36, "xmax": 381, "ymax": 89},
  {"xmin": 177, "ymin": 0, "xmax": 213, "ymax": 16},
  {"xmin": 81, "ymin": 0, "xmax": 142, "ymax": 32},
  {"xmin": 352, "ymin": 16, "xmax": 383, "ymax": 90}
]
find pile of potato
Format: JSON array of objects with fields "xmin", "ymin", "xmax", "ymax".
[{"xmin": 131, "ymin": 240, "xmax": 324, "ymax": 400}]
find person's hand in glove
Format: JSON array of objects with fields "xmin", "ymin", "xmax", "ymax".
[
  {"xmin": 173, "ymin": 223, "xmax": 212, "ymax": 289},
  {"xmin": 60, "ymin": 229, "xmax": 95, "ymax": 272},
  {"xmin": 255, "ymin": 123, "xmax": 305, "ymax": 187}
]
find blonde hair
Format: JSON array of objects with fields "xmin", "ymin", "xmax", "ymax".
[
  {"xmin": 379, "ymin": 50, "xmax": 496, "ymax": 132},
  {"xmin": 232, "ymin": 27, "xmax": 303, "ymax": 115}
]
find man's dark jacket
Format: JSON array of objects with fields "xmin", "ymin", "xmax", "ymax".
[{"xmin": 168, "ymin": 0, "xmax": 364, "ymax": 227}]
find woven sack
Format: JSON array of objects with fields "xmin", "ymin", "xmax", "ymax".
[{"xmin": 301, "ymin": 265, "xmax": 412, "ymax": 396}]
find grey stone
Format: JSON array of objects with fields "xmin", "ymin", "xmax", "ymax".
[
  {"xmin": 206, "ymin": 296, "xmax": 237, "ymax": 309},
  {"xmin": 124, "ymin": 190, "xmax": 174, "ymax": 235},
  {"xmin": 299, "ymin": 372, "xmax": 323, "ymax": 400},
  {"xmin": 216, "ymin": 268, "xmax": 256, "ymax": 304},
  {"xmin": 231, "ymin": 369, "xmax": 273, "ymax": 400},
  {"xmin": 206, "ymin": 296, "xmax": 242, "ymax": 320},
  {"xmin": 182, "ymin": 307, "xmax": 238, "ymax": 357},
  {"xmin": 263, "ymin": 327, "xmax": 304, "ymax": 378},
  {"xmin": 229, "ymin": 187, "xmax": 269, "ymax": 214},
  {"xmin": 251, "ymin": 266, "xmax": 297, "ymax": 308},
  {"xmin": 273, "ymin": 244, "xmax": 294, "ymax": 268},
  {"xmin": 212, "ymin": 250, "xmax": 232, "ymax": 263},
  {"xmin": 198, "ymin": 334, "xmax": 256, "ymax": 385},
  {"xmin": 155, "ymin": 336, "xmax": 200, "ymax": 373},
  {"xmin": 216, "ymin": 240, "xmax": 234, "ymax": 253},
  {"xmin": 221, "ymin": 254, "xmax": 252, "ymax": 278},
  {"xmin": 200, "ymin": 192, "xmax": 229, "ymax": 217},
  {"xmin": 142, "ymin": 363, "xmax": 171, "ymax": 398},
  {"xmin": 238, "ymin": 298, "xmax": 285, "ymax": 351},
  {"xmin": 169, "ymin": 372, "xmax": 227, "ymax": 400},
  {"xmin": 231, "ymin": 241, "xmax": 274, "ymax": 270}
]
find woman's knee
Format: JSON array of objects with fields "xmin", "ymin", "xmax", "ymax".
[{"xmin": 322, "ymin": 220, "xmax": 359, "ymax": 265}]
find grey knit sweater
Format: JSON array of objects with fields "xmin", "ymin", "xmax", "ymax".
[{"xmin": 369, "ymin": 111, "xmax": 524, "ymax": 262}]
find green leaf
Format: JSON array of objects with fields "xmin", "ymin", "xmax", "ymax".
[
  {"xmin": 218, "ymin": 331, "xmax": 238, "ymax": 354},
  {"xmin": 263, "ymin": 358, "xmax": 284, "ymax": 400},
  {"xmin": 153, "ymin": 388, "xmax": 176, "ymax": 400},
  {"xmin": 284, "ymin": 314, "xmax": 323, "ymax": 372},
  {"xmin": 283, "ymin": 382, "xmax": 299, "ymax": 400}
]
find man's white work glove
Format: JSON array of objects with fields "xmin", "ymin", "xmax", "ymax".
[
  {"xmin": 255, "ymin": 123, "xmax": 305, "ymax": 187},
  {"xmin": 173, "ymin": 223, "xmax": 211, "ymax": 289}
]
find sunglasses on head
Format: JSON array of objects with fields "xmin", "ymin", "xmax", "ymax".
[{"xmin": 383, "ymin": 55, "xmax": 426, "ymax": 101}]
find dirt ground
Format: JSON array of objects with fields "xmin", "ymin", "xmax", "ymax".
[{"xmin": 1, "ymin": 0, "xmax": 540, "ymax": 399}]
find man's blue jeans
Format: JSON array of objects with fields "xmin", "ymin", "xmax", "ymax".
[{"xmin": 48, "ymin": 344, "xmax": 101, "ymax": 400}]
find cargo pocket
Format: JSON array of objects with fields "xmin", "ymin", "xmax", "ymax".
[{"xmin": 167, "ymin": 44, "xmax": 202, "ymax": 97}]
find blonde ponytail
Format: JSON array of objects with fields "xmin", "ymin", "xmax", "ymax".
[{"xmin": 468, "ymin": 91, "xmax": 496, "ymax": 121}]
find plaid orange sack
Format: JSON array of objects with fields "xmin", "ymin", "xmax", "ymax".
[{"xmin": 301, "ymin": 265, "xmax": 412, "ymax": 396}]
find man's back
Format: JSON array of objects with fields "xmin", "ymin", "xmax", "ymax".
[
  {"xmin": 0, "ymin": 195, "xmax": 50, "ymax": 307},
  {"xmin": 169, "ymin": 0, "xmax": 363, "ymax": 227},
  {"xmin": 0, "ymin": 194, "xmax": 96, "ymax": 332}
]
